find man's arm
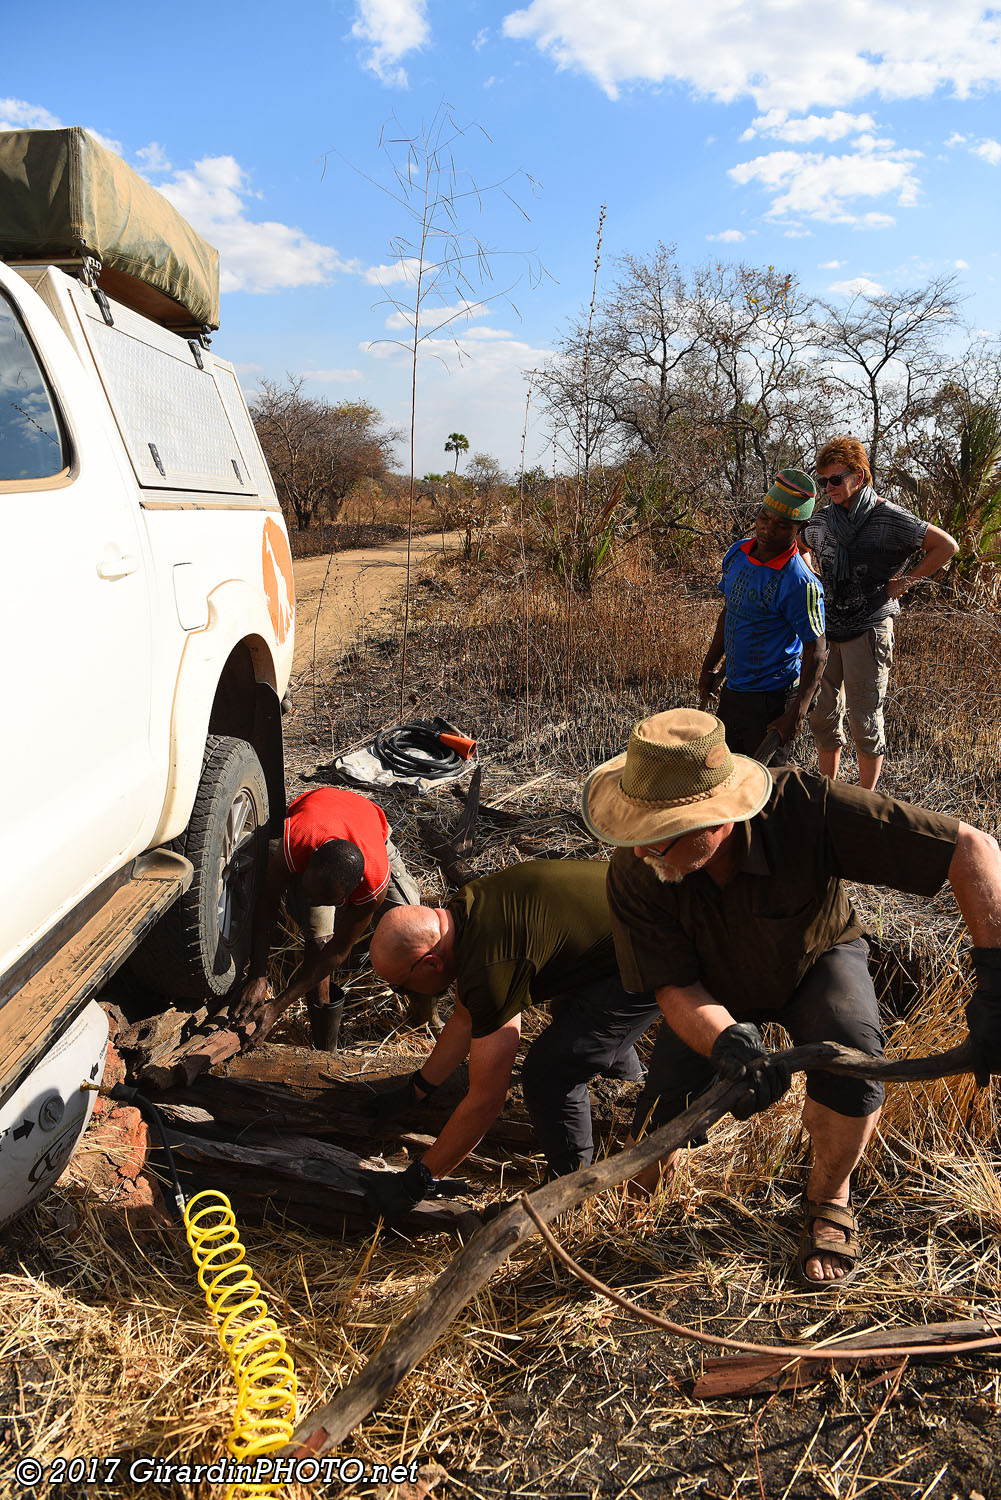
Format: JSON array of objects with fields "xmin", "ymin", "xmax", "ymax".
[
  {"xmin": 947, "ymin": 824, "xmax": 1001, "ymax": 946},
  {"xmin": 768, "ymin": 635, "xmax": 828, "ymax": 745},
  {"xmin": 886, "ymin": 522, "xmax": 958, "ymax": 598},
  {"xmin": 420, "ymin": 1015, "xmax": 522, "ymax": 1177},
  {"xmin": 654, "ymin": 979, "xmax": 736, "ymax": 1056},
  {"xmin": 276, "ymin": 898, "xmax": 382, "ymax": 1010},
  {"xmin": 698, "ymin": 607, "xmax": 727, "ymax": 708}
]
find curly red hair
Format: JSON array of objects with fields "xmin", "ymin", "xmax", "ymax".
[{"xmin": 816, "ymin": 436, "xmax": 872, "ymax": 486}]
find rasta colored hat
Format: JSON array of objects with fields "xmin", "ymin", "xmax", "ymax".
[
  {"xmin": 762, "ymin": 468, "xmax": 817, "ymax": 521},
  {"xmin": 581, "ymin": 709, "xmax": 772, "ymax": 848}
]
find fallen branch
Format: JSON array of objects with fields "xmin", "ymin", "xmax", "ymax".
[{"xmin": 285, "ymin": 1037, "xmax": 981, "ymax": 1456}]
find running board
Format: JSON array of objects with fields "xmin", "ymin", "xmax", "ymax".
[{"xmin": 0, "ymin": 850, "xmax": 192, "ymax": 1107}]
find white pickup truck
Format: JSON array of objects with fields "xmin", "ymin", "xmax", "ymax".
[{"xmin": 0, "ymin": 128, "xmax": 295, "ymax": 1225}]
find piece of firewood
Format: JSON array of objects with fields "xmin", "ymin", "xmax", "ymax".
[{"xmin": 693, "ymin": 1315, "xmax": 1001, "ymax": 1396}]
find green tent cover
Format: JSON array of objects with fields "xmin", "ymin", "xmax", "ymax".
[{"xmin": 0, "ymin": 127, "xmax": 220, "ymax": 330}]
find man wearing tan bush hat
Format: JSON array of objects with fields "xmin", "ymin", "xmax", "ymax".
[{"xmin": 582, "ymin": 708, "xmax": 1001, "ymax": 1288}]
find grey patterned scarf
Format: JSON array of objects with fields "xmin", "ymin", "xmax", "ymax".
[{"xmin": 822, "ymin": 482, "xmax": 880, "ymax": 584}]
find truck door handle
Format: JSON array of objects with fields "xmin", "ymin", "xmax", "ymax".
[{"xmin": 96, "ymin": 552, "xmax": 139, "ymax": 580}]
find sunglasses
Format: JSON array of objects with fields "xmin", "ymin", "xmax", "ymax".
[{"xmin": 818, "ymin": 471, "xmax": 855, "ymax": 488}]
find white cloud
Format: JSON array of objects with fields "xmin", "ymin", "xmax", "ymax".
[
  {"xmin": 383, "ymin": 297, "xmax": 490, "ymax": 333},
  {"xmin": 729, "ymin": 142, "xmax": 920, "ymax": 224},
  {"xmin": 302, "ymin": 368, "xmax": 366, "ymax": 382},
  {"xmin": 955, "ymin": 258, "xmax": 970, "ymax": 269},
  {"xmin": 351, "ymin": 0, "xmax": 429, "ymax": 86},
  {"xmin": 945, "ymin": 129, "xmax": 1001, "ymax": 164},
  {"xmin": 828, "ymin": 276, "xmax": 887, "ymax": 297},
  {"xmin": 362, "ymin": 258, "xmax": 423, "ymax": 285},
  {"xmin": 501, "ymin": 1, "xmax": 1001, "ymax": 110},
  {"xmin": 743, "ymin": 110, "xmax": 876, "ymax": 143},
  {"xmin": 473, "ymin": 27, "xmax": 489, "ymax": 50},
  {"xmin": 820, "ymin": 259, "xmax": 846, "ymax": 268},
  {"xmin": 707, "ymin": 228, "xmax": 746, "ymax": 242},
  {"xmin": 157, "ymin": 156, "xmax": 354, "ymax": 293},
  {"xmin": 136, "ymin": 141, "xmax": 171, "ymax": 174},
  {"xmin": 0, "ymin": 98, "xmax": 61, "ymax": 130}
]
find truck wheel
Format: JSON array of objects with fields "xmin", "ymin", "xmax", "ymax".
[{"xmin": 131, "ymin": 736, "xmax": 269, "ymax": 999}]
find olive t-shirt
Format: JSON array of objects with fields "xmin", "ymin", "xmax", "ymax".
[
  {"xmin": 607, "ymin": 768, "xmax": 959, "ymax": 1015},
  {"xmin": 450, "ymin": 860, "xmax": 616, "ymax": 1038}
]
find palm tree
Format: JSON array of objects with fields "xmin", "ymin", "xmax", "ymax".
[
  {"xmin": 444, "ymin": 432, "xmax": 469, "ymax": 473},
  {"xmin": 894, "ymin": 398, "xmax": 1001, "ymax": 591}
]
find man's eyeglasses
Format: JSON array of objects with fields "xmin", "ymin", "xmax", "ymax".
[{"xmin": 818, "ymin": 471, "xmax": 854, "ymax": 488}]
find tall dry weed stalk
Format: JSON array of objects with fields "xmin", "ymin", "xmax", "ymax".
[{"xmin": 332, "ymin": 103, "xmax": 541, "ymax": 716}]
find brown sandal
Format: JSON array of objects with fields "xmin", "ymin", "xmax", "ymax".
[{"xmin": 795, "ymin": 1198, "xmax": 861, "ymax": 1289}]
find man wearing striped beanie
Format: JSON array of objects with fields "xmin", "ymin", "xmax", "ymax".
[{"xmin": 698, "ymin": 469, "xmax": 827, "ymax": 762}]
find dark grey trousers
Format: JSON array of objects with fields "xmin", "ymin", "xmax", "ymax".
[
  {"xmin": 520, "ymin": 975, "xmax": 660, "ymax": 1177},
  {"xmin": 631, "ymin": 937, "xmax": 885, "ymax": 1142}
]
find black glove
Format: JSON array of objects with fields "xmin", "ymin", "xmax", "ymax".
[
  {"xmin": 366, "ymin": 1070, "xmax": 438, "ymax": 1131},
  {"xmin": 360, "ymin": 1160, "xmax": 471, "ymax": 1222},
  {"xmin": 710, "ymin": 1022, "xmax": 792, "ymax": 1121},
  {"xmin": 360, "ymin": 1160, "xmax": 434, "ymax": 1221},
  {"xmin": 965, "ymin": 948, "xmax": 1001, "ymax": 1088}
]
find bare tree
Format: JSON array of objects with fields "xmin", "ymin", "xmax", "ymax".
[
  {"xmin": 537, "ymin": 241, "xmax": 702, "ymax": 468},
  {"xmin": 689, "ymin": 261, "xmax": 821, "ymax": 515},
  {"xmin": 251, "ymin": 377, "xmax": 398, "ymax": 530},
  {"xmin": 814, "ymin": 275, "xmax": 962, "ymax": 479}
]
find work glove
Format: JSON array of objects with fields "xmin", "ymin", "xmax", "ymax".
[
  {"xmin": 359, "ymin": 1161, "xmax": 471, "ymax": 1222},
  {"xmin": 365, "ymin": 1070, "xmax": 438, "ymax": 1131},
  {"xmin": 710, "ymin": 1022, "xmax": 792, "ymax": 1121},
  {"xmin": 965, "ymin": 948, "xmax": 1001, "ymax": 1088}
]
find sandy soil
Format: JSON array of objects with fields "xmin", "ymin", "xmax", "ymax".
[{"xmin": 291, "ymin": 531, "xmax": 458, "ymax": 679}]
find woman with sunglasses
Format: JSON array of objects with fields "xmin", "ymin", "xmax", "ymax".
[{"xmin": 803, "ymin": 437, "xmax": 957, "ymax": 790}]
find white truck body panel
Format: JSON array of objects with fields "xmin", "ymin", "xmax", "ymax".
[{"xmin": 0, "ymin": 259, "xmax": 295, "ymax": 985}]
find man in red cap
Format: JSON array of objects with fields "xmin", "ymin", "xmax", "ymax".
[{"xmin": 232, "ymin": 786, "xmax": 417, "ymax": 1050}]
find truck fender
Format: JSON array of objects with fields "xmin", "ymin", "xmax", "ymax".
[{"xmin": 150, "ymin": 579, "xmax": 282, "ymax": 847}]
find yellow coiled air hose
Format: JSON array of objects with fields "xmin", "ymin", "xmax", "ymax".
[{"xmin": 183, "ymin": 1190, "xmax": 299, "ymax": 1497}]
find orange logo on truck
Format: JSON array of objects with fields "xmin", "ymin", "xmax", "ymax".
[{"xmin": 262, "ymin": 517, "xmax": 295, "ymax": 646}]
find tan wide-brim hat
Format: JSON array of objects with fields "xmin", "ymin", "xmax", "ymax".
[{"xmin": 582, "ymin": 709, "xmax": 772, "ymax": 848}]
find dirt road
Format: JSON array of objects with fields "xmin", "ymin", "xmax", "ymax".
[{"xmin": 291, "ymin": 531, "xmax": 456, "ymax": 677}]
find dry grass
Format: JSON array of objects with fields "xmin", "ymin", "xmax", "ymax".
[{"xmin": 3, "ymin": 540, "xmax": 1000, "ymax": 1499}]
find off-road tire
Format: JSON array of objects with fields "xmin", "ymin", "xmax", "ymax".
[{"xmin": 130, "ymin": 736, "xmax": 269, "ymax": 999}]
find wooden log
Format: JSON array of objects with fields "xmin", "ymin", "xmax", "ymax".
[
  {"xmin": 283, "ymin": 1039, "xmax": 980, "ymax": 1457},
  {"xmin": 162, "ymin": 1127, "xmax": 481, "ymax": 1238},
  {"xmin": 692, "ymin": 1316, "xmax": 1001, "ymax": 1397},
  {"xmin": 140, "ymin": 1025, "xmax": 245, "ymax": 1092},
  {"xmin": 115, "ymin": 1004, "xmax": 207, "ymax": 1071}
]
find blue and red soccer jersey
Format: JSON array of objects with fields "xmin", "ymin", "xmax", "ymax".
[{"xmin": 719, "ymin": 539, "xmax": 825, "ymax": 693}]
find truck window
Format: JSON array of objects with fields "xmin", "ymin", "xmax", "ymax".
[{"xmin": 0, "ymin": 292, "xmax": 67, "ymax": 481}]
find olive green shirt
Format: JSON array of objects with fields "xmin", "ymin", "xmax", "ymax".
[
  {"xmin": 607, "ymin": 768, "xmax": 959, "ymax": 1015},
  {"xmin": 449, "ymin": 860, "xmax": 616, "ymax": 1038}
]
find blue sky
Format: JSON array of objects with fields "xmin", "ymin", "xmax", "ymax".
[{"xmin": 4, "ymin": 0, "xmax": 1001, "ymax": 476}]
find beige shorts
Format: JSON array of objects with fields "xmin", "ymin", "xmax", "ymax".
[{"xmin": 809, "ymin": 617, "xmax": 894, "ymax": 758}]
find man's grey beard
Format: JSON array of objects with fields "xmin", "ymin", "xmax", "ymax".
[{"xmin": 643, "ymin": 854, "xmax": 683, "ymax": 884}]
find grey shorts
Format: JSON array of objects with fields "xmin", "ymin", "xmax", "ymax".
[
  {"xmin": 633, "ymin": 937, "xmax": 885, "ymax": 1138},
  {"xmin": 809, "ymin": 618, "xmax": 894, "ymax": 758},
  {"xmin": 288, "ymin": 837, "xmax": 419, "ymax": 941}
]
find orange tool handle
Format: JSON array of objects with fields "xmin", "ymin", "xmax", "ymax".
[{"xmin": 439, "ymin": 731, "xmax": 477, "ymax": 759}]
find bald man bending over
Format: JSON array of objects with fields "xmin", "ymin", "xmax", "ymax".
[{"xmin": 361, "ymin": 860, "xmax": 658, "ymax": 1222}]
